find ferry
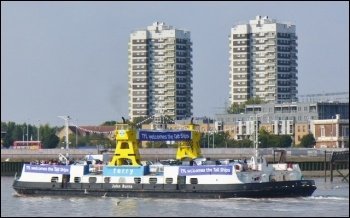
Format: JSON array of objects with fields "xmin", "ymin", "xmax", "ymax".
[{"xmin": 12, "ymin": 118, "xmax": 317, "ymax": 198}]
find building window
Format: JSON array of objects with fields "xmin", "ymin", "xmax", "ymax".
[
  {"xmin": 321, "ymin": 126, "xmax": 325, "ymax": 137},
  {"xmin": 343, "ymin": 127, "xmax": 349, "ymax": 137}
]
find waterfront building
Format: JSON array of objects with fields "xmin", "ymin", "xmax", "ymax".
[
  {"xmin": 128, "ymin": 22, "xmax": 193, "ymax": 121},
  {"xmin": 229, "ymin": 15, "xmax": 298, "ymax": 105},
  {"xmin": 311, "ymin": 114, "xmax": 349, "ymax": 148},
  {"xmin": 216, "ymin": 101, "xmax": 349, "ymax": 146}
]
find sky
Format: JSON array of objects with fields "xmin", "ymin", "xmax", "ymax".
[{"xmin": 1, "ymin": 1, "xmax": 349, "ymax": 127}]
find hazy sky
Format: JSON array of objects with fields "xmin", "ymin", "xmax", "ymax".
[{"xmin": 1, "ymin": 1, "xmax": 349, "ymax": 127}]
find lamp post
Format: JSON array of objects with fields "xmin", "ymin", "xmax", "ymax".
[
  {"xmin": 37, "ymin": 119, "xmax": 40, "ymax": 141},
  {"xmin": 207, "ymin": 131, "xmax": 210, "ymax": 149},
  {"xmin": 331, "ymin": 116, "xmax": 334, "ymax": 148},
  {"xmin": 75, "ymin": 119, "xmax": 78, "ymax": 148},
  {"xmin": 212, "ymin": 130, "xmax": 215, "ymax": 149},
  {"xmin": 253, "ymin": 113, "xmax": 268, "ymax": 157},
  {"xmin": 342, "ymin": 127, "xmax": 345, "ymax": 148},
  {"xmin": 207, "ymin": 117, "xmax": 210, "ymax": 148},
  {"xmin": 255, "ymin": 114, "xmax": 259, "ymax": 157},
  {"xmin": 27, "ymin": 119, "xmax": 29, "ymax": 147},
  {"xmin": 22, "ymin": 127, "xmax": 24, "ymax": 142},
  {"xmin": 212, "ymin": 118, "xmax": 215, "ymax": 149},
  {"xmin": 58, "ymin": 116, "xmax": 70, "ymax": 159}
]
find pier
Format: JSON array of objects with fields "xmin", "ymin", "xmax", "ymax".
[{"xmin": 328, "ymin": 150, "xmax": 349, "ymax": 182}]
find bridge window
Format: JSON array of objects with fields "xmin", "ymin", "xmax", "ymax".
[
  {"xmin": 149, "ymin": 178, "xmax": 158, "ymax": 184},
  {"xmin": 190, "ymin": 178, "xmax": 198, "ymax": 184},
  {"xmin": 89, "ymin": 177, "xmax": 97, "ymax": 183},
  {"xmin": 121, "ymin": 142, "xmax": 129, "ymax": 149},
  {"xmin": 104, "ymin": 177, "xmax": 111, "ymax": 183},
  {"xmin": 51, "ymin": 177, "xmax": 59, "ymax": 183},
  {"xmin": 165, "ymin": 178, "xmax": 173, "ymax": 184},
  {"xmin": 134, "ymin": 177, "xmax": 141, "ymax": 184}
]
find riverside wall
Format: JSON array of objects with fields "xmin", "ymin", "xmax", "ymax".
[{"xmin": 1, "ymin": 147, "xmax": 348, "ymax": 162}]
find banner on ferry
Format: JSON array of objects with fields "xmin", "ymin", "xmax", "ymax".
[
  {"xmin": 103, "ymin": 166, "xmax": 149, "ymax": 177},
  {"xmin": 24, "ymin": 164, "xmax": 70, "ymax": 174},
  {"xmin": 178, "ymin": 166, "xmax": 232, "ymax": 176},
  {"xmin": 138, "ymin": 131, "xmax": 192, "ymax": 141}
]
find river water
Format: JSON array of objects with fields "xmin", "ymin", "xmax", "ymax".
[{"xmin": 1, "ymin": 176, "xmax": 348, "ymax": 217}]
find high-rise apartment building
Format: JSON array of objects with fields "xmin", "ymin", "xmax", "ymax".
[
  {"xmin": 128, "ymin": 22, "xmax": 193, "ymax": 121},
  {"xmin": 229, "ymin": 15, "xmax": 298, "ymax": 105}
]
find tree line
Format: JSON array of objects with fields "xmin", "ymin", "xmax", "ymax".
[
  {"xmin": 0, "ymin": 121, "xmax": 117, "ymax": 149},
  {"xmin": 1, "ymin": 119, "xmax": 316, "ymax": 149}
]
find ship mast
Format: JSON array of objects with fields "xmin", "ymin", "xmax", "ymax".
[
  {"xmin": 255, "ymin": 113, "xmax": 259, "ymax": 157},
  {"xmin": 254, "ymin": 113, "xmax": 267, "ymax": 157}
]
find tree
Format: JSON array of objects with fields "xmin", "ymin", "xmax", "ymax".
[
  {"xmin": 299, "ymin": 133, "xmax": 316, "ymax": 148},
  {"xmin": 41, "ymin": 124, "xmax": 60, "ymax": 148},
  {"xmin": 214, "ymin": 131, "xmax": 231, "ymax": 148},
  {"xmin": 227, "ymin": 97, "xmax": 266, "ymax": 114},
  {"xmin": 245, "ymin": 96, "xmax": 265, "ymax": 105},
  {"xmin": 226, "ymin": 103, "xmax": 244, "ymax": 114},
  {"xmin": 279, "ymin": 135, "xmax": 293, "ymax": 148},
  {"xmin": 233, "ymin": 138, "xmax": 253, "ymax": 148},
  {"xmin": 145, "ymin": 141, "xmax": 169, "ymax": 148},
  {"xmin": 46, "ymin": 134, "xmax": 59, "ymax": 149},
  {"xmin": 258, "ymin": 129, "xmax": 292, "ymax": 148},
  {"xmin": 1, "ymin": 122, "xmax": 16, "ymax": 148},
  {"xmin": 258, "ymin": 129, "xmax": 270, "ymax": 148}
]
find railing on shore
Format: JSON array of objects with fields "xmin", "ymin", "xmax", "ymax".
[{"xmin": 1, "ymin": 148, "xmax": 349, "ymax": 161}]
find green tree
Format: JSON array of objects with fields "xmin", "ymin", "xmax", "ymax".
[
  {"xmin": 41, "ymin": 124, "xmax": 60, "ymax": 148},
  {"xmin": 215, "ymin": 131, "xmax": 231, "ymax": 147},
  {"xmin": 245, "ymin": 96, "xmax": 265, "ymax": 105},
  {"xmin": 258, "ymin": 129, "xmax": 292, "ymax": 148},
  {"xmin": 46, "ymin": 134, "xmax": 60, "ymax": 148},
  {"xmin": 226, "ymin": 103, "xmax": 244, "ymax": 114},
  {"xmin": 145, "ymin": 141, "xmax": 167, "ymax": 148},
  {"xmin": 258, "ymin": 129, "xmax": 270, "ymax": 148},
  {"xmin": 1, "ymin": 122, "xmax": 16, "ymax": 148},
  {"xmin": 299, "ymin": 133, "xmax": 316, "ymax": 148},
  {"xmin": 224, "ymin": 138, "xmax": 236, "ymax": 148},
  {"xmin": 233, "ymin": 138, "xmax": 253, "ymax": 148},
  {"xmin": 227, "ymin": 97, "xmax": 265, "ymax": 114},
  {"xmin": 279, "ymin": 135, "xmax": 293, "ymax": 148}
]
